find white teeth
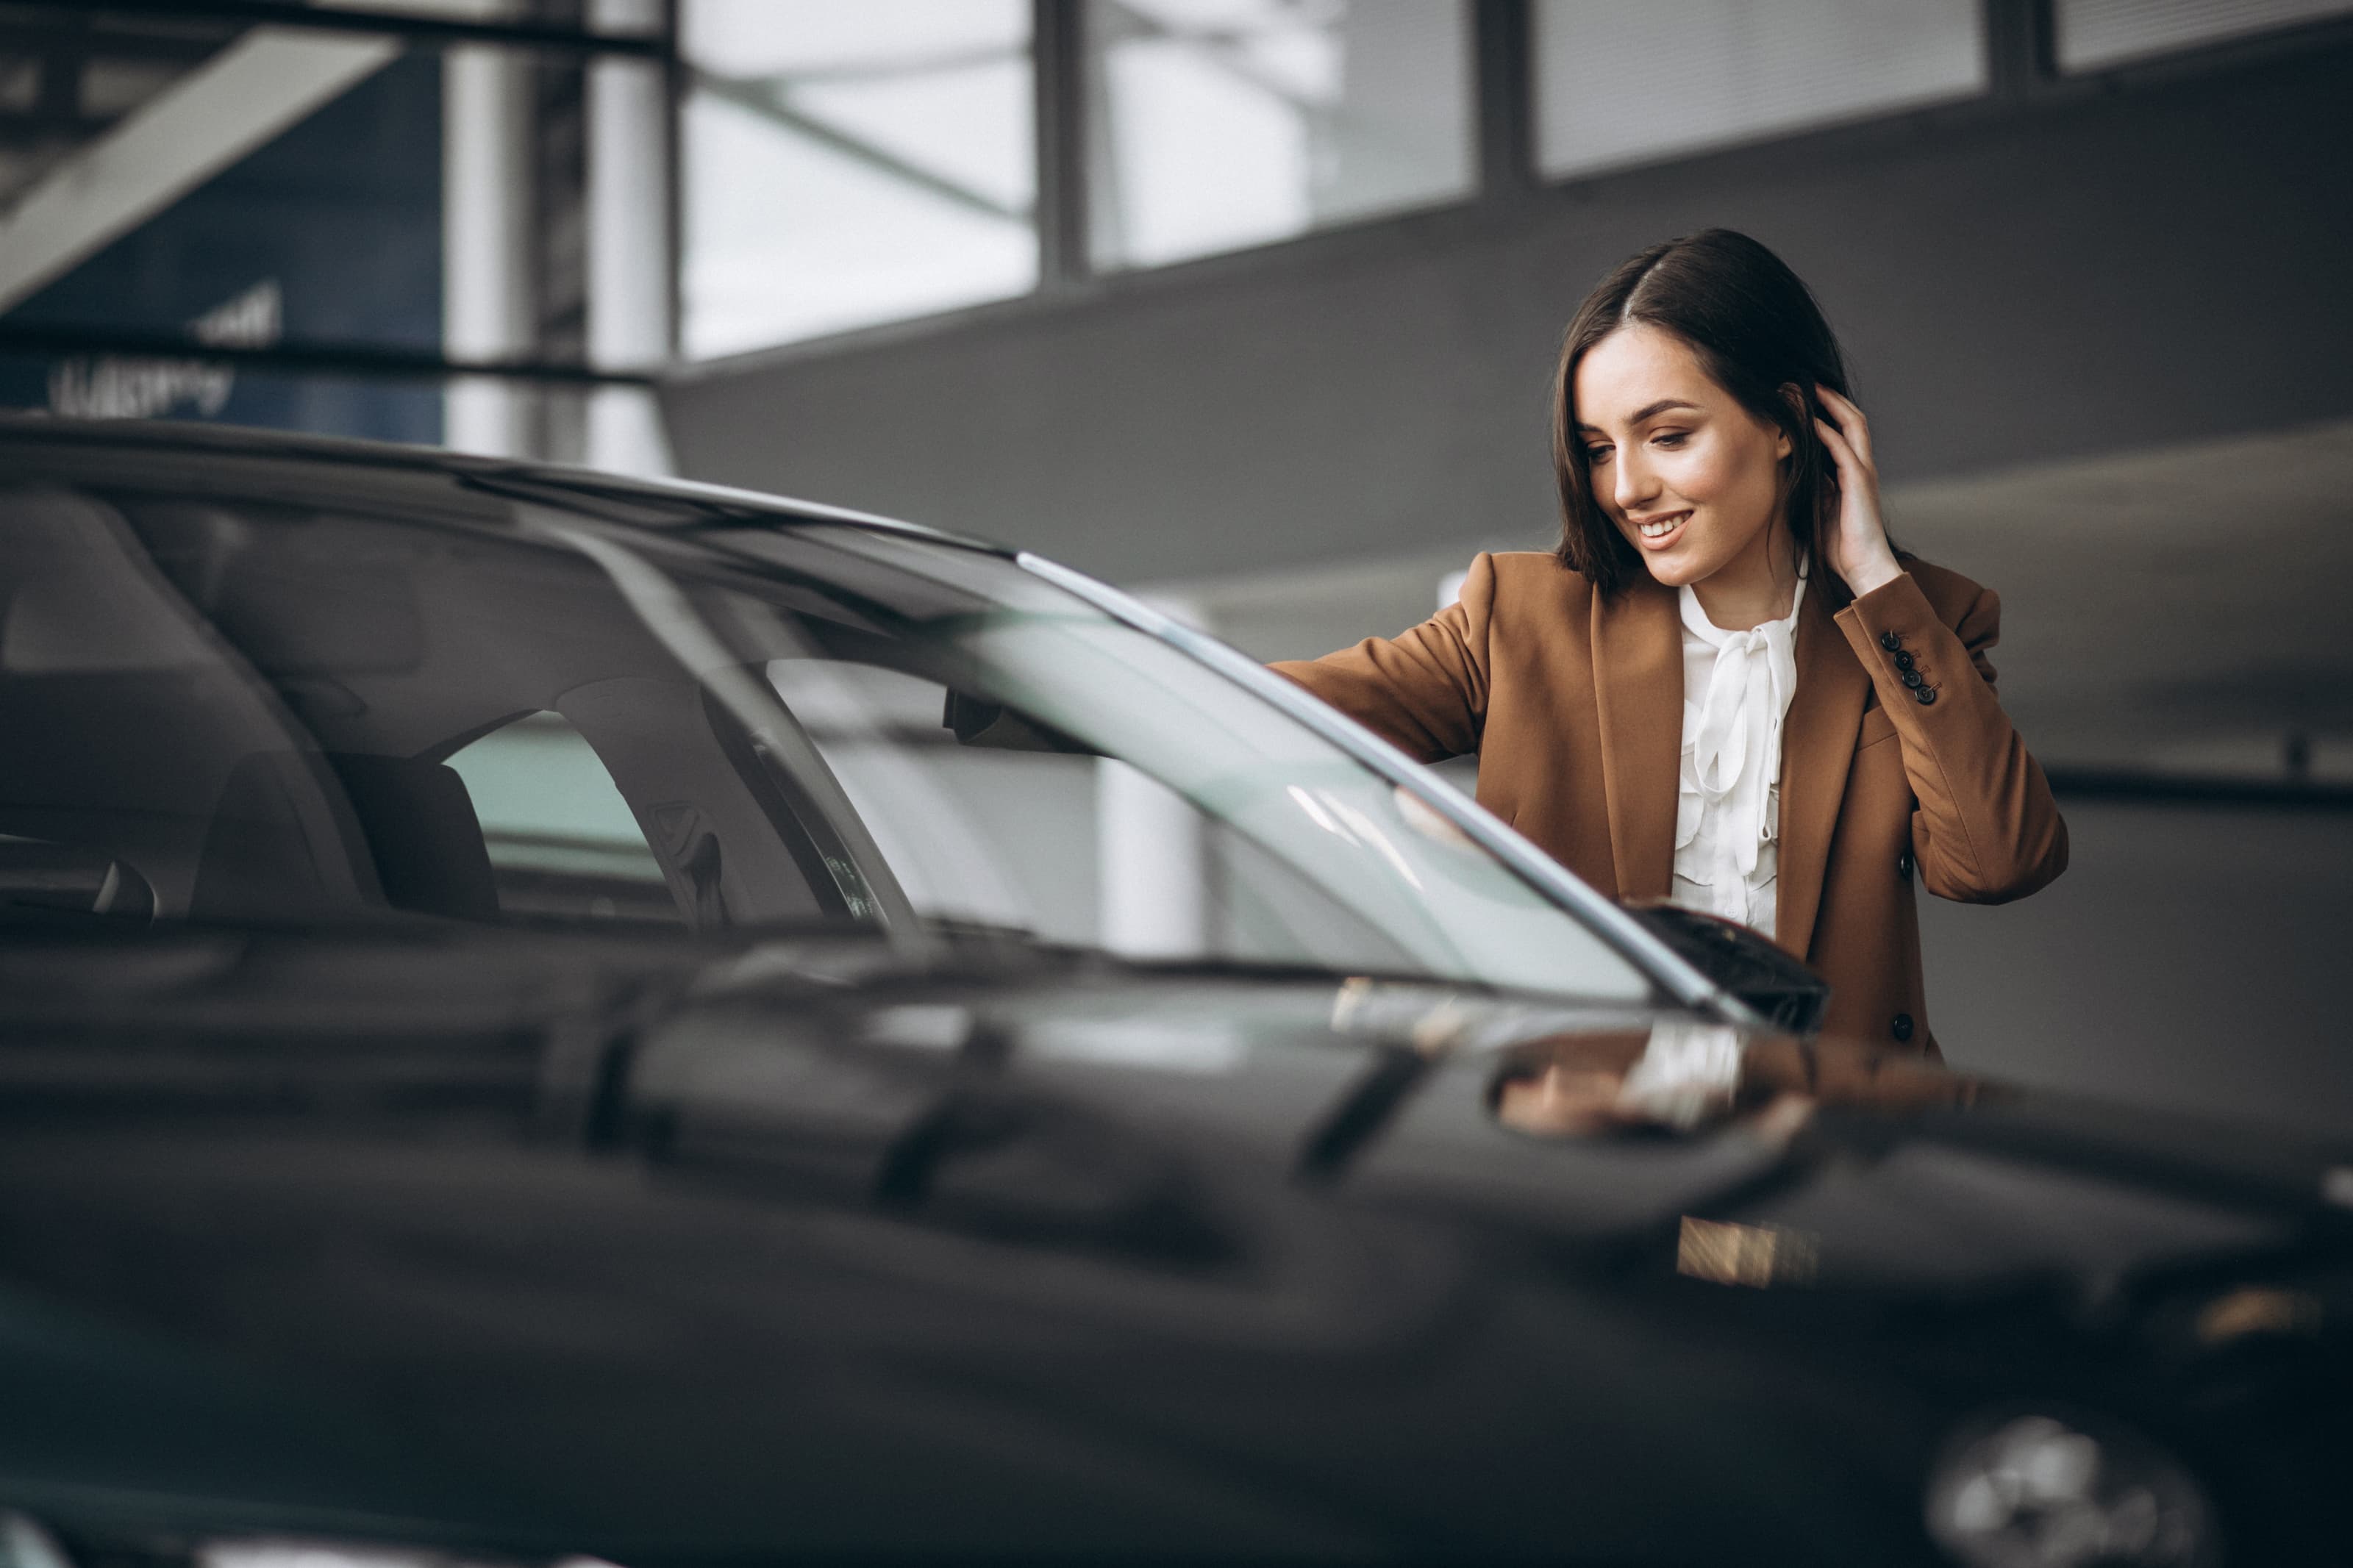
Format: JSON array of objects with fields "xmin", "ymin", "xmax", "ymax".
[{"xmin": 1639, "ymin": 515, "xmax": 1685, "ymax": 539}]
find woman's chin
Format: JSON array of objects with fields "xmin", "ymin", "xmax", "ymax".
[
  {"xmin": 1638, "ymin": 551, "xmax": 1707, "ymax": 588},
  {"xmin": 1632, "ymin": 532, "xmax": 1744, "ymax": 590}
]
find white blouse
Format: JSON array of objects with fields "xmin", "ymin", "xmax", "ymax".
[{"xmin": 1671, "ymin": 568, "xmax": 1806, "ymax": 938}]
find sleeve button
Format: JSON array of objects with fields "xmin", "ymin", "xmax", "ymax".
[
  {"xmin": 1891, "ymin": 1013, "xmax": 1915, "ymax": 1043},
  {"xmin": 1897, "ymin": 851, "xmax": 1914, "ymax": 881},
  {"xmin": 1893, "ymin": 650, "xmax": 1915, "ymax": 670},
  {"xmin": 1879, "ymin": 631, "xmax": 1902, "ymax": 652},
  {"xmin": 1915, "ymin": 686, "xmax": 1938, "ymax": 706},
  {"xmin": 1901, "ymin": 668, "xmax": 1924, "ymax": 689}
]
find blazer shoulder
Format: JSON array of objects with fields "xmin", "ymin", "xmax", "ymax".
[
  {"xmin": 1897, "ymin": 555, "xmax": 1996, "ymax": 630},
  {"xmin": 1477, "ymin": 550, "xmax": 1598, "ymax": 626}
]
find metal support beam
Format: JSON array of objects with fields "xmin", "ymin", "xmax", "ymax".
[
  {"xmin": 0, "ymin": 323, "xmax": 654, "ymax": 385},
  {"xmin": 444, "ymin": 1, "xmax": 538, "ymax": 455},
  {"xmin": 1033, "ymin": 0, "xmax": 1088, "ymax": 291},
  {"xmin": 1986, "ymin": 0, "xmax": 2052, "ymax": 99},
  {"xmin": 0, "ymin": 23, "xmax": 223, "ymax": 62},
  {"xmin": 660, "ymin": 0, "xmax": 682, "ymax": 362},
  {"xmin": 586, "ymin": 0, "xmax": 676, "ymax": 474},
  {"xmin": 1473, "ymin": 0, "xmax": 1534, "ymax": 200},
  {"xmin": 29, "ymin": 1, "xmax": 668, "ymax": 59}
]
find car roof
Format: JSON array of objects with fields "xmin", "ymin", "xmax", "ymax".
[{"xmin": 0, "ymin": 412, "xmax": 1012, "ymax": 556}]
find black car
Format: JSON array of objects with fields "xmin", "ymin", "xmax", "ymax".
[{"xmin": 0, "ymin": 416, "xmax": 2346, "ymax": 1567}]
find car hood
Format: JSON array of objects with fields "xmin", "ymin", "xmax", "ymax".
[{"xmin": 1, "ymin": 928, "xmax": 2349, "ymax": 1564}]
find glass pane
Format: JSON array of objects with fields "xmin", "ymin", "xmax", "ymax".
[
  {"xmin": 1534, "ymin": 0, "xmax": 1985, "ymax": 180},
  {"xmin": 2055, "ymin": 0, "xmax": 2353, "ymax": 71},
  {"xmin": 1086, "ymin": 0, "xmax": 1475, "ymax": 271},
  {"xmin": 445, "ymin": 713, "xmax": 682, "ymax": 926},
  {"xmin": 681, "ymin": 0, "xmax": 1038, "ymax": 357}
]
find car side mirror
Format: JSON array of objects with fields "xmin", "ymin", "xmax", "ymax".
[{"xmin": 1622, "ymin": 901, "xmax": 1829, "ymax": 1037}]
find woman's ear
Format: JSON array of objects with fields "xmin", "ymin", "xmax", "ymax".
[{"xmin": 1776, "ymin": 383, "xmax": 1804, "ymax": 461}]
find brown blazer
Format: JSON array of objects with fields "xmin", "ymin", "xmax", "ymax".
[{"xmin": 1271, "ymin": 553, "xmax": 2067, "ymax": 1056}]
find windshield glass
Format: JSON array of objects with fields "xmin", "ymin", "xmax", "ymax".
[{"xmin": 0, "ymin": 451, "xmax": 1648, "ymax": 1003}]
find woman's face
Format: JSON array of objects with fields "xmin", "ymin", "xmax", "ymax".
[{"xmin": 1572, "ymin": 323, "xmax": 1793, "ymax": 589}]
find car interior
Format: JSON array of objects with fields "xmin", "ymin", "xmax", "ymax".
[
  {"xmin": 0, "ymin": 453, "xmax": 1452, "ymax": 988},
  {"xmin": 0, "ymin": 475, "xmax": 915, "ymax": 936}
]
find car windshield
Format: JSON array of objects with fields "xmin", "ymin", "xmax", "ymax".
[{"xmin": 0, "ymin": 443, "xmax": 1649, "ymax": 1003}]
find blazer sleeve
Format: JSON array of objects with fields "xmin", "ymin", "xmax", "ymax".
[
  {"xmin": 1266, "ymin": 551, "xmax": 1496, "ymax": 762},
  {"xmin": 1833, "ymin": 570, "xmax": 2068, "ymax": 903}
]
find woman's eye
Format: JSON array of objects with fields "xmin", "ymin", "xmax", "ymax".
[
  {"xmin": 1585, "ymin": 447, "xmax": 1612, "ymax": 464},
  {"xmin": 1654, "ymin": 432, "xmax": 1689, "ymax": 448}
]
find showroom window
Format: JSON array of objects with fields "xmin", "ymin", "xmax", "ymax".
[
  {"xmin": 2053, "ymin": 0, "xmax": 2353, "ymax": 71},
  {"xmin": 1532, "ymin": 0, "xmax": 1986, "ymax": 180},
  {"xmin": 1083, "ymin": 0, "xmax": 1476, "ymax": 271},
  {"xmin": 679, "ymin": 0, "xmax": 1039, "ymax": 359}
]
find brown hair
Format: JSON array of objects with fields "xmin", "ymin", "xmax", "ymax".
[{"xmin": 1551, "ymin": 229, "xmax": 1869, "ymax": 607}]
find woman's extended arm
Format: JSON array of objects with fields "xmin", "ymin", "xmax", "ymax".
[{"xmin": 1267, "ymin": 551, "xmax": 1498, "ymax": 762}]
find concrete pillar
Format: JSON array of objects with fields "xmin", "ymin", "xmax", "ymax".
[
  {"xmin": 1096, "ymin": 590, "xmax": 1211, "ymax": 958},
  {"xmin": 1096, "ymin": 759, "xmax": 1208, "ymax": 959},
  {"xmin": 586, "ymin": 0, "xmax": 675, "ymax": 476},
  {"xmin": 442, "ymin": 9, "xmax": 534, "ymax": 457}
]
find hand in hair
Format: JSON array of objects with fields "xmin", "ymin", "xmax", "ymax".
[{"xmin": 1813, "ymin": 384, "xmax": 1904, "ymax": 598}]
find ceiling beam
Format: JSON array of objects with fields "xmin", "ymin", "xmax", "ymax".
[
  {"xmin": 21, "ymin": 1, "xmax": 666, "ymax": 59},
  {"xmin": 0, "ymin": 24, "xmax": 226, "ymax": 62}
]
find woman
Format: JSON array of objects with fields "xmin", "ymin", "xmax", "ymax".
[{"xmin": 1273, "ymin": 229, "xmax": 2066, "ymax": 1055}]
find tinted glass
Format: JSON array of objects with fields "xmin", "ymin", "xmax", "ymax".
[
  {"xmin": 0, "ymin": 448, "xmax": 1648, "ymax": 1002},
  {"xmin": 1085, "ymin": 0, "xmax": 1475, "ymax": 270},
  {"xmin": 680, "ymin": 0, "xmax": 1038, "ymax": 357},
  {"xmin": 1533, "ymin": 0, "xmax": 1985, "ymax": 179}
]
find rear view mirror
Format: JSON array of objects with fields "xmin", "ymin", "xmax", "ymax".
[
  {"xmin": 1623, "ymin": 901, "xmax": 1829, "ymax": 1037},
  {"xmin": 940, "ymin": 690, "xmax": 1098, "ymax": 756}
]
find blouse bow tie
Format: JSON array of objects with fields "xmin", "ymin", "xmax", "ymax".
[{"xmin": 1678, "ymin": 584, "xmax": 1803, "ymax": 878}]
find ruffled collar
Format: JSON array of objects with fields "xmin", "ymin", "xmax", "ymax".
[{"xmin": 1674, "ymin": 566, "xmax": 1807, "ymax": 877}]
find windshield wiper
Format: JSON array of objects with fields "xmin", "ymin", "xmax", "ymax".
[{"xmin": 1293, "ymin": 1042, "xmax": 1436, "ymax": 1186}]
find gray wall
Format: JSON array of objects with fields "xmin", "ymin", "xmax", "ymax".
[
  {"xmin": 1921, "ymin": 803, "xmax": 2353, "ymax": 1134},
  {"xmin": 665, "ymin": 39, "xmax": 2353, "ymax": 584}
]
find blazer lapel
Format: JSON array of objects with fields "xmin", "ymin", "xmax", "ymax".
[
  {"xmin": 1774, "ymin": 584, "xmax": 1870, "ymax": 959},
  {"xmin": 1590, "ymin": 577, "xmax": 1681, "ymax": 902}
]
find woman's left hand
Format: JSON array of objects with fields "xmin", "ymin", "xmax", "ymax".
[{"xmin": 1813, "ymin": 384, "xmax": 1903, "ymax": 597}]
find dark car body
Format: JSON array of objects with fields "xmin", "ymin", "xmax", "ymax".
[{"xmin": 1, "ymin": 418, "xmax": 2348, "ymax": 1567}]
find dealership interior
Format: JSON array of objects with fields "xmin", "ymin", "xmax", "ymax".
[{"xmin": 2, "ymin": 0, "xmax": 2350, "ymax": 1130}]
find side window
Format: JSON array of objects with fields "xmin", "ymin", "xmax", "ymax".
[{"xmin": 443, "ymin": 712, "xmax": 681, "ymax": 926}]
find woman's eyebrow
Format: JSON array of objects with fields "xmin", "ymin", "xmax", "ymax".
[{"xmin": 1577, "ymin": 398, "xmax": 1702, "ymax": 433}]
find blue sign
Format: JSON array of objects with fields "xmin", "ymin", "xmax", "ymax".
[{"xmin": 0, "ymin": 53, "xmax": 445, "ymax": 444}]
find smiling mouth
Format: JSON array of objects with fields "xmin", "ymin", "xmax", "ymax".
[{"xmin": 1633, "ymin": 512, "xmax": 1690, "ymax": 545}]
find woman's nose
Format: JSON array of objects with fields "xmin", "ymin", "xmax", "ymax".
[{"xmin": 1614, "ymin": 448, "xmax": 1658, "ymax": 514}]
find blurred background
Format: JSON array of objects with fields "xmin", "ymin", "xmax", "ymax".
[{"xmin": 1, "ymin": 0, "xmax": 2349, "ymax": 1128}]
